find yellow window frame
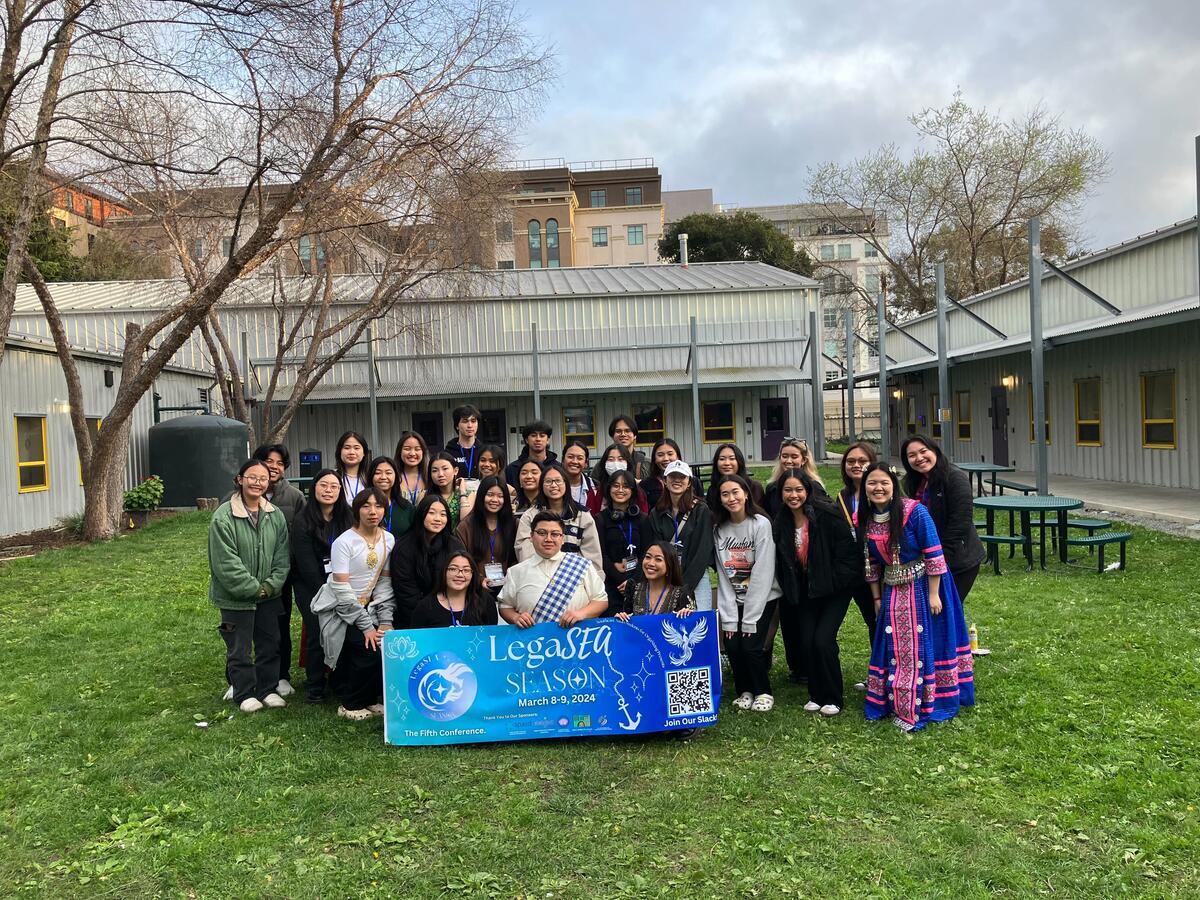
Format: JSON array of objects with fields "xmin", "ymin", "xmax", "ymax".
[
  {"xmin": 14, "ymin": 415, "xmax": 50, "ymax": 493},
  {"xmin": 955, "ymin": 391, "xmax": 972, "ymax": 441},
  {"xmin": 1141, "ymin": 371, "xmax": 1176, "ymax": 449},
  {"xmin": 1074, "ymin": 379, "xmax": 1102, "ymax": 447},
  {"xmin": 702, "ymin": 400, "xmax": 736, "ymax": 443},
  {"xmin": 1027, "ymin": 382, "xmax": 1051, "ymax": 444},
  {"xmin": 562, "ymin": 406, "xmax": 596, "ymax": 448},
  {"xmin": 633, "ymin": 403, "xmax": 666, "ymax": 446}
]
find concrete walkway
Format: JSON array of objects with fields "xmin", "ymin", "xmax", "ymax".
[{"xmin": 982, "ymin": 470, "xmax": 1200, "ymax": 528}]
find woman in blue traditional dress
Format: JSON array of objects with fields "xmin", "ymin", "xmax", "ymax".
[{"xmin": 856, "ymin": 463, "xmax": 974, "ymax": 731}]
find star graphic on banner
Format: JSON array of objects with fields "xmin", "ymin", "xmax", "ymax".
[
  {"xmin": 634, "ymin": 661, "xmax": 654, "ymax": 691},
  {"xmin": 467, "ymin": 633, "xmax": 483, "ymax": 660}
]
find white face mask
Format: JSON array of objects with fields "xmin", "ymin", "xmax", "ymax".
[{"xmin": 605, "ymin": 460, "xmax": 627, "ymax": 475}]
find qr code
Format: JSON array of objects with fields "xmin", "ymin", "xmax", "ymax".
[{"xmin": 666, "ymin": 667, "xmax": 714, "ymax": 717}]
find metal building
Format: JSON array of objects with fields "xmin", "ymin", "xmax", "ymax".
[
  {"xmin": 838, "ymin": 217, "xmax": 1199, "ymax": 489},
  {"xmin": 7, "ymin": 262, "xmax": 823, "ymax": 535}
]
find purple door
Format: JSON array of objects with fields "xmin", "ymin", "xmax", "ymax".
[
  {"xmin": 759, "ymin": 398, "xmax": 789, "ymax": 461},
  {"xmin": 990, "ymin": 386, "xmax": 1009, "ymax": 467}
]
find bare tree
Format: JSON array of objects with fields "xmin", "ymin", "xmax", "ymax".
[
  {"xmin": 809, "ymin": 92, "xmax": 1108, "ymax": 316},
  {"xmin": 3, "ymin": 0, "xmax": 548, "ymax": 540}
]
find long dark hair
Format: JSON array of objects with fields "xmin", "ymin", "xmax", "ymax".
[
  {"xmin": 365, "ymin": 455, "xmax": 410, "ymax": 509},
  {"xmin": 436, "ymin": 551, "xmax": 494, "ymax": 625},
  {"xmin": 460, "ymin": 475, "xmax": 516, "ymax": 567},
  {"xmin": 647, "ymin": 437, "xmax": 684, "ymax": 480},
  {"xmin": 427, "ymin": 451, "xmax": 460, "ymax": 494},
  {"xmin": 604, "ymin": 468, "xmax": 640, "ymax": 512},
  {"xmin": 899, "ymin": 434, "xmax": 950, "ymax": 497},
  {"xmin": 642, "ymin": 539, "xmax": 684, "ymax": 587},
  {"xmin": 712, "ymin": 473, "xmax": 764, "ymax": 525},
  {"xmin": 656, "ymin": 466, "xmax": 698, "ymax": 513},
  {"xmin": 515, "ymin": 457, "xmax": 544, "ymax": 512},
  {"xmin": 299, "ymin": 467, "xmax": 353, "ymax": 538},
  {"xmin": 477, "ymin": 444, "xmax": 507, "ymax": 480},
  {"xmin": 334, "ymin": 431, "xmax": 370, "ymax": 477},
  {"xmin": 857, "ymin": 462, "xmax": 904, "ymax": 560},
  {"xmin": 536, "ymin": 462, "xmax": 580, "ymax": 519},
  {"xmin": 394, "ymin": 430, "xmax": 428, "ymax": 473},
  {"xmin": 395, "ymin": 493, "xmax": 459, "ymax": 588},
  {"xmin": 840, "ymin": 441, "xmax": 878, "ymax": 493},
  {"xmin": 591, "ymin": 442, "xmax": 634, "ymax": 493}
]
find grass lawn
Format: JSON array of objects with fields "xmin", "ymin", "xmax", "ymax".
[{"xmin": 2, "ymin": 468, "xmax": 1198, "ymax": 898}]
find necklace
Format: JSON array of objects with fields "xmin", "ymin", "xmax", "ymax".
[
  {"xmin": 358, "ymin": 529, "xmax": 380, "ymax": 568},
  {"xmin": 872, "ymin": 509, "xmax": 891, "ymax": 524}
]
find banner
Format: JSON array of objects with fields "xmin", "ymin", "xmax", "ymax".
[{"xmin": 381, "ymin": 611, "xmax": 721, "ymax": 746}]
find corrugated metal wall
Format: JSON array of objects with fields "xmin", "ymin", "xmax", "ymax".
[
  {"xmin": 893, "ymin": 320, "xmax": 1198, "ymax": 488},
  {"xmin": 0, "ymin": 345, "xmax": 212, "ymax": 537}
]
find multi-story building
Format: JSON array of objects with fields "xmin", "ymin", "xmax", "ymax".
[
  {"xmin": 44, "ymin": 173, "xmax": 130, "ymax": 257},
  {"xmin": 495, "ymin": 159, "xmax": 666, "ymax": 269},
  {"xmin": 662, "ymin": 188, "xmax": 715, "ymax": 225}
]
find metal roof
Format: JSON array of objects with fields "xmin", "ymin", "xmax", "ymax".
[{"xmin": 12, "ymin": 262, "xmax": 817, "ymax": 314}]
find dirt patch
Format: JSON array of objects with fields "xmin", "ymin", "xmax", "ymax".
[{"xmin": 0, "ymin": 510, "xmax": 181, "ymax": 560}]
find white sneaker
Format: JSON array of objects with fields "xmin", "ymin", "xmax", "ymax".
[
  {"xmin": 803, "ymin": 701, "xmax": 821, "ymax": 713},
  {"xmin": 367, "ymin": 703, "xmax": 385, "ymax": 716},
  {"xmin": 337, "ymin": 705, "xmax": 375, "ymax": 721},
  {"xmin": 276, "ymin": 679, "xmax": 295, "ymax": 697},
  {"xmin": 750, "ymin": 694, "xmax": 775, "ymax": 712},
  {"xmin": 853, "ymin": 681, "xmax": 867, "ymax": 692},
  {"xmin": 222, "ymin": 685, "xmax": 234, "ymax": 702},
  {"xmin": 819, "ymin": 704, "xmax": 841, "ymax": 717},
  {"xmin": 239, "ymin": 697, "xmax": 264, "ymax": 713},
  {"xmin": 732, "ymin": 692, "xmax": 753, "ymax": 709},
  {"xmin": 262, "ymin": 693, "xmax": 287, "ymax": 709}
]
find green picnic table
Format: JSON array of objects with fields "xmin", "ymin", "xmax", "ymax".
[
  {"xmin": 973, "ymin": 495, "xmax": 1085, "ymax": 570},
  {"xmin": 957, "ymin": 462, "xmax": 1016, "ymax": 497}
]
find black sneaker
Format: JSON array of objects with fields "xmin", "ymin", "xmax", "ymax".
[{"xmin": 305, "ymin": 690, "xmax": 326, "ymax": 704}]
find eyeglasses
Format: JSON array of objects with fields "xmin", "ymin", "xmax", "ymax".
[
  {"xmin": 241, "ymin": 475, "xmax": 269, "ymax": 484},
  {"xmin": 542, "ymin": 479, "xmax": 565, "ymax": 487},
  {"xmin": 533, "ymin": 529, "xmax": 564, "ymax": 539},
  {"xmin": 844, "ymin": 458, "xmax": 871, "ymax": 468},
  {"xmin": 612, "ymin": 428, "xmax": 634, "ymax": 435},
  {"xmin": 446, "ymin": 566, "xmax": 474, "ymax": 576}
]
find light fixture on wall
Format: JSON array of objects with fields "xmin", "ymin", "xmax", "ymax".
[
  {"xmin": 1001, "ymin": 375, "xmax": 1017, "ymax": 390},
  {"xmin": 891, "ymin": 389, "xmax": 902, "ymax": 399}
]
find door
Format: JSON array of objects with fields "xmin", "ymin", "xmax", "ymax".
[
  {"xmin": 990, "ymin": 386, "xmax": 1009, "ymax": 466},
  {"xmin": 759, "ymin": 398, "xmax": 789, "ymax": 461},
  {"xmin": 412, "ymin": 411, "xmax": 443, "ymax": 452}
]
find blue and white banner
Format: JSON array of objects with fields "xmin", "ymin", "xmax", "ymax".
[{"xmin": 381, "ymin": 612, "xmax": 721, "ymax": 745}]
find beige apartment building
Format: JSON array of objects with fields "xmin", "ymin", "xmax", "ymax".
[{"xmin": 497, "ymin": 159, "xmax": 666, "ymax": 268}]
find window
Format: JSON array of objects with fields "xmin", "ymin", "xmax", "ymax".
[
  {"xmin": 590, "ymin": 189, "xmax": 607, "ymax": 208},
  {"xmin": 84, "ymin": 197, "xmax": 94, "ymax": 219},
  {"xmin": 633, "ymin": 404, "xmax": 665, "ymax": 445},
  {"xmin": 837, "ymin": 243, "xmax": 852, "ymax": 260},
  {"xmin": 298, "ymin": 236, "xmax": 325, "ymax": 273},
  {"xmin": 220, "ymin": 236, "xmax": 232, "ymax": 259},
  {"xmin": 905, "ymin": 396, "xmax": 916, "ymax": 435},
  {"xmin": 823, "ymin": 305, "xmax": 840, "ymax": 330},
  {"xmin": 497, "ymin": 260, "xmax": 515, "ymax": 270},
  {"xmin": 865, "ymin": 273, "xmax": 880, "ymax": 293},
  {"xmin": 496, "ymin": 221, "xmax": 513, "ymax": 242},
  {"xmin": 819, "ymin": 245, "xmax": 835, "ymax": 261},
  {"xmin": 545, "ymin": 219, "xmax": 559, "ymax": 268},
  {"xmin": 1074, "ymin": 378, "xmax": 1101, "ymax": 446},
  {"xmin": 79, "ymin": 417, "xmax": 102, "ymax": 483},
  {"xmin": 930, "ymin": 392, "xmax": 941, "ymax": 439},
  {"xmin": 198, "ymin": 388, "xmax": 209, "ymax": 405},
  {"xmin": 15, "ymin": 415, "xmax": 49, "ymax": 492},
  {"xmin": 955, "ymin": 391, "xmax": 972, "ymax": 440},
  {"xmin": 1027, "ymin": 382, "xmax": 1051, "ymax": 444},
  {"xmin": 591, "ymin": 227, "xmax": 608, "ymax": 247},
  {"xmin": 63, "ymin": 190, "xmax": 75, "ymax": 211},
  {"xmin": 625, "ymin": 186, "xmax": 642, "ymax": 206},
  {"xmin": 480, "ymin": 409, "xmax": 507, "ymax": 446},
  {"xmin": 627, "ymin": 224, "xmax": 644, "ymax": 246},
  {"xmin": 864, "ymin": 243, "xmax": 879, "ymax": 258},
  {"xmin": 563, "ymin": 406, "xmax": 596, "ymax": 447},
  {"xmin": 1141, "ymin": 371, "xmax": 1176, "ymax": 449},
  {"xmin": 527, "ymin": 219, "xmax": 541, "ymax": 268},
  {"xmin": 703, "ymin": 401, "xmax": 735, "ymax": 443},
  {"xmin": 189, "ymin": 238, "xmax": 205, "ymax": 263}
]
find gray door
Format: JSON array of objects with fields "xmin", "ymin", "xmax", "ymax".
[
  {"xmin": 759, "ymin": 398, "xmax": 789, "ymax": 461},
  {"xmin": 412, "ymin": 411, "xmax": 443, "ymax": 453},
  {"xmin": 990, "ymin": 386, "xmax": 1009, "ymax": 466}
]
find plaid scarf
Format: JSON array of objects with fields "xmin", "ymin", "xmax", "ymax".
[{"xmin": 532, "ymin": 553, "xmax": 592, "ymax": 623}]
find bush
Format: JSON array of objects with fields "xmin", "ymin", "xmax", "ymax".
[
  {"xmin": 123, "ymin": 476, "xmax": 164, "ymax": 512},
  {"xmin": 57, "ymin": 512, "xmax": 85, "ymax": 538}
]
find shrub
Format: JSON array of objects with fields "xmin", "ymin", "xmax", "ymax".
[{"xmin": 123, "ymin": 476, "xmax": 165, "ymax": 512}]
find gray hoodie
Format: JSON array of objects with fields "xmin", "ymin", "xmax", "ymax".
[{"xmin": 713, "ymin": 514, "xmax": 781, "ymax": 634}]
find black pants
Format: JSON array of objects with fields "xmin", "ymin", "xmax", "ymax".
[
  {"xmin": 278, "ymin": 577, "xmax": 294, "ymax": 683},
  {"xmin": 953, "ymin": 564, "xmax": 980, "ymax": 605},
  {"xmin": 798, "ymin": 593, "xmax": 851, "ymax": 707},
  {"xmin": 728, "ymin": 599, "xmax": 778, "ymax": 698},
  {"xmin": 778, "ymin": 597, "xmax": 806, "ymax": 679},
  {"xmin": 218, "ymin": 599, "xmax": 282, "ymax": 704},
  {"xmin": 329, "ymin": 627, "xmax": 382, "ymax": 710},
  {"xmin": 851, "ymin": 583, "xmax": 877, "ymax": 646},
  {"xmin": 293, "ymin": 583, "xmax": 327, "ymax": 697}
]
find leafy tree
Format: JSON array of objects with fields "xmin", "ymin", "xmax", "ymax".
[
  {"xmin": 658, "ymin": 211, "xmax": 814, "ymax": 276},
  {"xmin": 808, "ymin": 92, "xmax": 1108, "ymax": 315},
  {"xmin": 0, "ymin": 210, "xmax": 80, "ymax": 282}
]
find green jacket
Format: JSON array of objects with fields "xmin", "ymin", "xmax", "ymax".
[{"xmin": 208, "ymin": 494, "xmax": 291, "ymax": 610}]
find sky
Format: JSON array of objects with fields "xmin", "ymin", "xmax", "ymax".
[{"xmin": 513, "ymin": 0, "xmax": 1199, "ymax": 249}]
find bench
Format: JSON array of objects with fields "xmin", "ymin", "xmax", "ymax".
[
  {"xmin": 1065, "ymin": 531, "xmax": 1133, "ymax": 572},
  {"xmin": 1029, "ymin": 516, "xmax": 1113, "ymax": 553},
  {"xmin": 990, "ymin": 478, "xmax": 1038, "ymax": 495},
  {"xmin": 978, "ymin": 533, "xmax": 1031, "ymax": 575}
]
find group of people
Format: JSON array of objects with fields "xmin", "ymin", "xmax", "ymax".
[{"xmin": 208, "ymin": 404, "xmax": 980, "ymax": 733}]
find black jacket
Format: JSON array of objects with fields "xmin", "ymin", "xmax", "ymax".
[
  {"xmin": 772, "ymin": 502, "xmax": 862, "ymax": 604},
  {"xmin": 705, "ymin": 475, "xmax": 765, "ymax": 515},
  {"xmin": 503, "ymin": 448, "xmax": 558, "ymax": 488},
  {"xmin": 639, "ymin": 474, "xmax": 705, "ymax": 511},
  {"xmin": 409, "ymin": 591, "xmax": 499, "ymax": 628},
  {"xmin": 763, "ymin": 478, "xmax": 828, "ymax": 520},
  {"xmin": 919, "ymin": 466, "xmax": 987, "ymax": 575},
  {"xmin": 390, "ymin": 528, "xmax": 466, "ymax": 628},
  {"xmin": 445, "ymin": 439, "xmax": 482, "ymax": 479},
  {"xmin": 289, "ymin": 511, "xmax": 342, "ymax": 602},
  {"xmin": 596, "ymin": 506, "xmax": 654, "ymax": 605},
  {"xmin": 649, "ymin": 502, "xmax": 714, "ymax": 593}
]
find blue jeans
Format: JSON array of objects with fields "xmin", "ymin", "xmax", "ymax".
[{"xmin": 692, "ymin": 572, "xmax": 713, "ymax": 611}]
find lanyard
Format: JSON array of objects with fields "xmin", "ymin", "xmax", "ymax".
[
  {"xmin": 401, "ymin": 471, "xmax": 420, "ymax": 504},
  {"xmin": 622, "ymin": 519, "xmax": 635, "ymax": 553},
  {"xmin": 574, "ymin": 479, "xmax": 588, "ymax": 505},
  {"xmin": 382, "ymin": 507, "xmax": 392, "ymax": 531},
  {"xmin": 672, "ymin": 511, "xmax": 689, "ymax": 544},
  {"xmin": 464, "ymin": 445, "xmax": 476, "ymax": 476},
  {"xmin": 488, "ymin": 530, "xmax": 497, "ymax": 563},
  {"xmin": 446, "ymin": 597, "xmax": 465, "ymax": 627},
  {"xmin": 342, "ymin": 473, "xmax": 361, "ymax": 500},
  {"xmin": 646, "ymin": 584, "xmax": 669, "ymax": 615}
]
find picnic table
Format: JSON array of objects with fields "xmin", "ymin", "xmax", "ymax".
[
  {"xmin": 957, "ymin": 462, "xmax": 1016, "ymax": 497},
  {"xmin": 974, "ymin": 495, "xmax": 1085, "ymax": 570}
]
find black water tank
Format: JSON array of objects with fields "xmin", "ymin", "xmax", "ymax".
[{"xmin": 149, "ymin": 414, "xmax": 250, "ymax": 507}]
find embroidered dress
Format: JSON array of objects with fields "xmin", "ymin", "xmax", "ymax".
[{"xmin": 860, "ymin": 499, "xmax": 974, "ymax": 730}]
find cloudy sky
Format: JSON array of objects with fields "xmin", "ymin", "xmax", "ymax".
[{"xmin": 515, "ymin": 0, "xmax": 1199, "ymax": 249}]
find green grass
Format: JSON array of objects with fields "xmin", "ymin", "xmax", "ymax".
[{"xmin": 1, "ymin": 497, "xmax": 1198, "ymax": 897}]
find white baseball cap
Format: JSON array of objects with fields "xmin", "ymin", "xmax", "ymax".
[{"xmin": 664, "ymin": 460, "xmax": 693, "ymax": 479}]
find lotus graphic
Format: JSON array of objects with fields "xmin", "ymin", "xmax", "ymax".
[{"xmin": 408, "ymin": 652, "xmax": 477, "ymax": 722}]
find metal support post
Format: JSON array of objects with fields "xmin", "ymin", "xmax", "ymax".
[
  {"xmin": 844, "ymin": 309, "xmax": 855, "ymax": 443},
  {"xmin": 366, "ymin": 322, "xmax": 379, "ymax": 455},
  {"xmin": 689, "ymin": 316, "xmax": 701, "ymax": 460},
  {"xmin": 935, "ymin": 263, "xmax": 951, "ymax": 460},
  {"xmin": 1029, "ymin": 218, "xmax": 1048, "ymax": 496},
  {"xmin": 876, "ymin": 291, "xmax": 889, "ymax": 460},
  {"xmin": 531, "ymin": 322, "xmax": 541, "ymax": 420},
  {"xmin": 808, "ymin": 310, "xmax": 825, "ymax": 460}
]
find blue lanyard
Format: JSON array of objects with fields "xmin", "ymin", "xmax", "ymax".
[
  {"xmin": 646, "ymin": 584, "xmax": 669, "ymax": 615},
  {"xmin": 622, "ymin": 520, "xmax": 634, "ymax": 553},
  {"xmin": 464, "ymin": 445, "xmax": 476, "ymax": 475},
  {"xmin": 401, "ymin": 472, "xmax": 419, "ymax": 504},
  {"xmin": 382, "ymin": 507, "xmax": 392, "ymax": 531},
  {"xmin": 488, "ymin": 531, "xmax": 497, "ymax": 562},
  {"xmin": 447, "ymin": 600, "xmax": 465, "ymax": 627}
]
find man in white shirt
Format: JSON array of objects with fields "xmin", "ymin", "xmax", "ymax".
[{"xmin": 499, "ymin": 512, "xmax": 609, "ymax": 629}]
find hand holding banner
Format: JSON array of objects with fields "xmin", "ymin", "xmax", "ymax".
[{"xmin": 382, "ymin": 611, "xmax": 722, "ymax": 745}]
